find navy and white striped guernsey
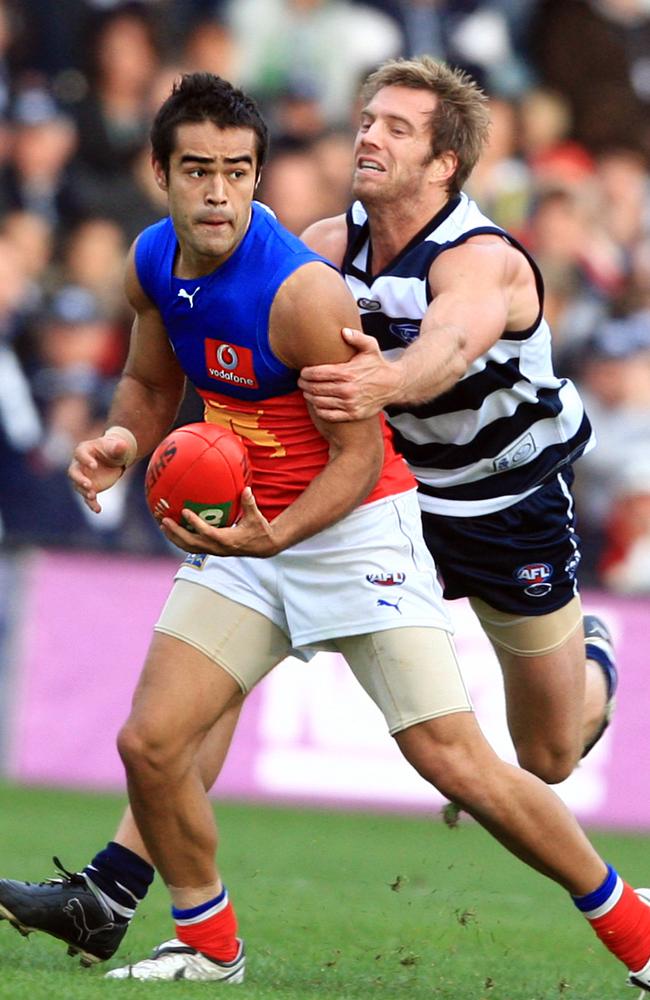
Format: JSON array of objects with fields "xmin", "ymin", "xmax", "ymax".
[{"xmin": 343, "ymin": 192, "xmax": 595, "ymax": 517}]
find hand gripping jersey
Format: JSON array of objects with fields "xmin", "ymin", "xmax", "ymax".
[
  {"xmin": 135, "ymin": 203, "xmax": 413, "ymax": 519},
  {"xmin": 343, "ymin": 193, "xmax": 595, "ymax": 517}
]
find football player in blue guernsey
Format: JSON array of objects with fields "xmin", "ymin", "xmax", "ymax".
[
  {"xmin": 299, "ymin": 56, "xmax": 617, "ymax": 787},
  {"xmin": 2, "ymin": 73, "xmax": 650, "ymax": 995}
]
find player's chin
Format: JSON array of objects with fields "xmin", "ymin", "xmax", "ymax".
[
  {"xmin": 351, "ymin": 173, "xmax": 386, "ymax": 199},
  {"xmin": 198, "ymin": 235, "xmax": 232, "ymax": 257},
  {"xmin": 193, "ymin": 227, "xmax": 233, "ymax": 255}
]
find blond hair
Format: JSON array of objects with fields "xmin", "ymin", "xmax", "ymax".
[{"xmin": 361, "ymin": 56, "xmax": 490, "ymax": 194}]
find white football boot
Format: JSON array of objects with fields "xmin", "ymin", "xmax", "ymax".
[{"xmin": 105, "ymin": 937, "xmax": 245, "ymax": 982}]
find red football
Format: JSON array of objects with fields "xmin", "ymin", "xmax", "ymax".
[{"xmin": 145, "ymin": 422, "xmax": 251, "ymax": 529}]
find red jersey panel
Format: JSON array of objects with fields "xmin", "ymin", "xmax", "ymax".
[{"xmin": 200, "ymin": 388, "xmax": 414, "ymax": 520}]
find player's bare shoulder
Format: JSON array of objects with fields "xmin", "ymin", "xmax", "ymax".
[
  {"xmin": 122, "ymin": 234, "xmax": 181, "ymax": 381},
  {"xmin": 277, "ymin": 259, "xmax": 351, "ymax": 313},
  {"xmin": 428, "ymin": 232, "xmax": 528, "ymax": 294},
  {"xmin": 427, "ymin": 231, "xmax": 539, "ymax": 334},
  {"xmin": 271, "ymin": 260, "xmax": 359, "ymax": 369},
  {"xmin": 124, "ymin": 237, "xmax": 158, "ymax": 315},
  {"xmin": 300, "ymin": 214, "xmax": 347, "ymax": 268}
]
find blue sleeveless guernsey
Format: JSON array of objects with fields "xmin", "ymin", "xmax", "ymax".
[
  {"xmin": 135, "ymin": 202, "xmax": 413, "ymax": 518},
  {"xmin": 135, "ymin": 202, "xmax": 321, "ymax": 402}
]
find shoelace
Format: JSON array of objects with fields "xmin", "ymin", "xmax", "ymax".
[
  {"xmin": 39, "ymin": 856, "xmax": 86, "ymax": 888},
  {"xmin": 127, "ymin": 948, "xmax": 194, "ymax": 975}
]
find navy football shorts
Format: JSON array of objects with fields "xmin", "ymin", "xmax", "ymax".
[{"xmin": 420, "ymin": 468, "xmax": 582, "ymax": 617}]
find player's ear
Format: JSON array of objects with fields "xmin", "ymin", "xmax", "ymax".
[
  {"xmin": 254, "ymin": 168, "xmax": 263, "ymax": 190},
  {"xmin": 152, "ymin": 155, "xmax": 169, "ymax": 192},
  {"xmin": 430, "ymin": 150, "xmax": 457, "ymax": 188}
]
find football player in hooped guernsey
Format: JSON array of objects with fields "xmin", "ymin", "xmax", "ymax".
[{"xmin": 3, "ymin": 73, "xmax": 649, "ymax": 993}]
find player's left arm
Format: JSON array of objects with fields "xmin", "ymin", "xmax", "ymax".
[
  {"xmin": 299, "ymin": 237, "xmax": 525, "ymax": 420},
  {"xmin": 162, "ymin": 262, "xmax": 385, "ymax": 558}
]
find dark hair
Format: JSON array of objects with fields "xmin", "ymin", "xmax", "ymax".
[{"xmin": 151, "ymin": 73, "xmax": 269, "ymax": 179}]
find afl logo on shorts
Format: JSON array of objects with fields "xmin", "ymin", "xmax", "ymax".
[
  {"xmin": 514, "ymin": 562, "xmax": 553, "ymax": 597},
  {"xmin": 366, "ymin": 572, "xmax": 406, "ymax": 586}
]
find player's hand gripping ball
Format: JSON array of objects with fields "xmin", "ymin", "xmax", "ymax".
[{"xmin": 145, "ymin": 423, "xmax": 252, "ymax": 530}]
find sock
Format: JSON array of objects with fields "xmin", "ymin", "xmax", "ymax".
[
  {"xmin": 585, "ymin": 638, "xmax": 617, "ymax": 700},
  {"xmin": 83, "ymin": 841, "xmax": 155, "ymax": 922},
  {"xmin": 173, "ymin": 886, "xmax": 239, "ymax": 962},
  {"xmin": 573, "ymin": 865, "xmax": 650, "ymax": 972}
]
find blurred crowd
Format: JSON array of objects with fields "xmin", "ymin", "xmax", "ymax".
[{"xmin": 0, "ymin": 0, "xmax": 649, "ymax": 591}]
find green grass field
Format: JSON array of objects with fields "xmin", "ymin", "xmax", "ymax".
[{"xmin": 0, "ymin": 783, "xmax": 647, "ymax": 1000}]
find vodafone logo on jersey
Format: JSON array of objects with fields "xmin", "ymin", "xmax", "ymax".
[{"xmin": 205, "ymin": 339, "xmax": 259, "ymax": 388}]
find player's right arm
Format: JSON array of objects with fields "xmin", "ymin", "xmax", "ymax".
[
  {"xmin": 299, "ymin": 221, "xmax": 537, "ymax": 421},
  {"xmin": 69, "ymin": 241, "xmax": 187, "ymax": 513}
]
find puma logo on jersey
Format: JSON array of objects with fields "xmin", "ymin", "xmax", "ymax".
[{"xmin": 177, "ymin": 287, "xmax": 201, "ymax": 308}]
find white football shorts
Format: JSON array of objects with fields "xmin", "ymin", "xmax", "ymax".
[
  {"xmin": 156, "ymin": 489, "xmax": 472, "ymax": 732},
  {"xmin": 174, "ymin": 489, "xmax": 451, "ymax": 646}
]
